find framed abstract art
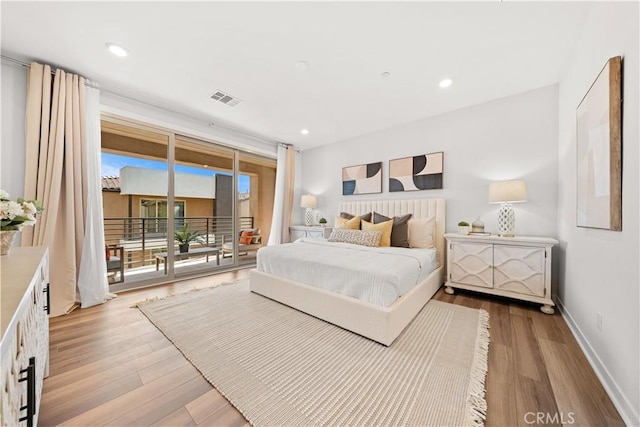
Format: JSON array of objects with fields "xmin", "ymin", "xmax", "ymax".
[
  {"xmin": 389, "ymin": 152, "xmax": 444, "ymax": 192},
  {"xmin": 342, "ymin": 162, "xmax": 382, "ymax": 195},
  {"xmin": 576, "ymin": 56, "xmax": 622, "ymax": 231}
]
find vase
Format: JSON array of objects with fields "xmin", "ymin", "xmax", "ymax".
[
  {"xmin": 179, "ymin": 243, "xmax": 189, "ymax": 253},
  {"xmin": 0, "ymin": 230, "xmax": 18, "ymax": 256},
  {"xmin": 458, "ymin": 225, "xmax": 469, "ymax": 235}
]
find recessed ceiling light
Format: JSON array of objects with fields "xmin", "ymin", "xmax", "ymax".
[
  {"xmin": 439, "ymin": 78, "xmax": 453, "ymax": 88},
  {"xmin": 381, "ymin": 72, "xmax": 391, "ymax": 78},
  {"xmin": 106, "ymin": 42, "xmax": 128, "ymax": 58},
  {"xmin": 301, "ymin": 129, "xmax": 309, "ymax": 135},
  {"xmin": 295, "ymin": 61, "xmax": 309, "ymax": 71}
]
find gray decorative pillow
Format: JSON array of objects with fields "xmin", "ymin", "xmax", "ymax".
[
  {"xmin": 373, "ymin": 212, "xmax": 412, "ymax": 248},
  {"xmin": 340, "ymin": 211, "xmax": 372, "ymax": 223},
  {"xmin": 328, "ymin": 229, "xmax": 382, "ymax": 247}
]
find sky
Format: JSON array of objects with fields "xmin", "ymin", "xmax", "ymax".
[{"xmin": 101, "ymin": 153, "xmax": 250, "ymax": 193}]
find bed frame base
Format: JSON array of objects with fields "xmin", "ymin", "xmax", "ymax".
[{"xmin": 249, "ymin": 266, "xmax": 444, "ymax": 346}]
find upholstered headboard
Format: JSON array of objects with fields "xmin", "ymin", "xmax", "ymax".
[{"xmin": 338, "ymin": 198, "xmax": 446, "ymax": 259}]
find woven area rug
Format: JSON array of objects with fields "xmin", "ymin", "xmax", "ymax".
[{"xmin": 137, "ymin": 280, "xmax": 489, "ymax": 427}]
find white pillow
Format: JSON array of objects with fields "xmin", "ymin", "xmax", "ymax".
[{"xmin": 408, "ymin": 217, "xmax": 435, "ymax": 249}]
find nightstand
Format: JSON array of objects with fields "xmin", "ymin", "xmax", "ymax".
[
  {"xmin": 444, "ymin": 233, "xmax": 558, "ymax": 314},
  {"xmin": 289, "ymin": 225, "xmax": 333, "ymax": 240}
]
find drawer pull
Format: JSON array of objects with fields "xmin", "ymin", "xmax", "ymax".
[
  {"xmin": 19, "ymin": 356, "xmax": 36, "ymax": 427},
  {"xmin": 43, "ymin": 283, "xmax": 50, "ymax": 315}
]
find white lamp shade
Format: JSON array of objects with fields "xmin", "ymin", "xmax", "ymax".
[
  {"xmin": 489, "ymin": 180, "xmax": 528, "ymax": 204},
  {"xmin": 301, "ymin": 194, "xmax": 317, "ymax": 208}
]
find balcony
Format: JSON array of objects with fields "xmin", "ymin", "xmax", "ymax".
[{"xmin": 104, "ymin": 216, "xmax": 257, "ymax": 284}]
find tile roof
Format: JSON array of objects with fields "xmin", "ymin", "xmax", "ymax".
[{"xmin": 101, "ymin": 176, "xmax": 120, "ymax": 191}]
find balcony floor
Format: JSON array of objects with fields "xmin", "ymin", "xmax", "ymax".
[{"xmin": 109, "ymin": 252, "xmax": 257, "ymax": 286}]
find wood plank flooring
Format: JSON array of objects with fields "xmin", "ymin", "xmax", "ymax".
[{"xmin": 39, "ymin": 269, "xmax": 624, "ymax": 426}]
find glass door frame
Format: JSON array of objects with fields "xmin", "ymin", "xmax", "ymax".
[
  {"xmin": 173, "ymin": 134, "xmax": 240, "ymax": 279},
  {"xmin": 102, "ymin": 114, "xmax": 243, "ymax": 292}
]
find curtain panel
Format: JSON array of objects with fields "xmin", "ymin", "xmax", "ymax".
[
  {"xmin": 77, "ymin": 85, "xmax": 115, "ymax": 307},
  {"xmin": 268, "ymin": 144, "xmax": 296, "ymax": 245},
  {"xmin": 23, "ymin": 63, "xmax": 112, "ymax": 316}
]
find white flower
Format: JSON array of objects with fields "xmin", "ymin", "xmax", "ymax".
[
  {"xmin": 0, "ymin": 189, "xmax": 42, "ymax": 231},
  {"xmin": 22, "ymin": 201, "xmax": 37, "ymax": 215},
  {"xmin": 0, "ymin": 201, "xmax": 8, "ymax": 219},
  {"xmin": 1, "ymin": 200, "xmax": 24, "ymax": 220}
]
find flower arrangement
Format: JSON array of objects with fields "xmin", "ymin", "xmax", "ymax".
[{"xmin": 1, "ymin": 190, "xmax": 44, "ymax": 231}]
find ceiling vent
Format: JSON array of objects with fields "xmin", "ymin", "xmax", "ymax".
[{"xmin": 210, "ymin": 90, "xmax": 242, "ymax": 107}]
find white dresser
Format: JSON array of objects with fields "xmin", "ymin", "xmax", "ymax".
[
  {"xmin": 289, "ymin": 225, "xmax": 333, "ymax": 240},
  {"xmin": 444, "ymin": 233, "xmax": 558, "ymax": 314},
  {"xmin": 1, "ymin": 246, "xmax": 50, "ymax": 427}
]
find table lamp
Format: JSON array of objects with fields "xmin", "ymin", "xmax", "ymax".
[
  {"xmin": 301, "ymin": 194, "xmax": 317, "ymax": 227},
  {"xmin": 489, "ymin": 179, "xmax": 527, "ymax": 237}
]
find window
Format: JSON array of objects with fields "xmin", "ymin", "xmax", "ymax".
[{"xmin": 141, "ymin": 199, "xmax": 185, "ymax": 235}]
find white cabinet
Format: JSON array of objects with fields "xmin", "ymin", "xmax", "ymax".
[
  {"xmin": 1, "ymin": 247, "xmax": 50, "ymax": 427},
  {"xmin": 444, "ymin": 234, "xmax": 557, "ymax": 314},
  {"xmin": 449, "ymin": 242, "xmax": 493, "ymax": 288},
  {"xmin": 289, "ymin": 226, "xmax": 333, "ymax": 241}
]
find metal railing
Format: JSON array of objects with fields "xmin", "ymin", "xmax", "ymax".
[{"xmin": 104, "ymin": 216, "xmax": 254, "ymax": 270}]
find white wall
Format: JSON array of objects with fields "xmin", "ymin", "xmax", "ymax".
[
  {"xmin": 557, "ymin": 2, "xmax": 639, "ymax": 425},
  {"xmin": 299, "ymin": 85, "xmax": 559, "ymax": 241},
  {"xmin": 1, "ymin": 60, "xmax": 27, "ymax": 199}
]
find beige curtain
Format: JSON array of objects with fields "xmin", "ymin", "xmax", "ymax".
[
  {"xmin": 281, "ymin": 145, "xmax": 296, "ymax": 243},
  {"xmin": 23, "ymin": 63, "xmax": 87, "ymax": 316}
]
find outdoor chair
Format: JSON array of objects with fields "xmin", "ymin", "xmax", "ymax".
[
  {"xmin": 221, "ymin": 228, "xmax": 262, "ymax": 258},
  {"xmin": 106, "ymin": 245, "xmax": 125, "ymax": 284}
]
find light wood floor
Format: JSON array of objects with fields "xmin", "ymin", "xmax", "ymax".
[{"xmin": 40, "ymin": 269, "xmax": 624, "ymax": 427}]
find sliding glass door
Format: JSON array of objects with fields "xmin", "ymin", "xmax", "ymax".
[
  {"xmin": 100, "ymin": 115, "xmax": 276, "ymax": 291},
  {"xmin": 101, "ymin": 118, "xmax": 172, "ymax": 290},
  {"xmin": 173, "ymin": 135, "xmax": 238, "ymax": 278},
  {"xmin": 237, "ymin": 152, "xmax": 277, "ymax": 266}
]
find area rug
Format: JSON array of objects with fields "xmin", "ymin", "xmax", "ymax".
[{"xmin": 137, "ymin": 280, "xmax": 489, "ymax": 426}]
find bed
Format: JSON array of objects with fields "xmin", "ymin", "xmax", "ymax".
[{"xmin": 250, "ymin": 198, "xmax": 446, "ymax": 346}]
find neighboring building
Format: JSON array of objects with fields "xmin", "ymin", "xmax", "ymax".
[{"xmin": 102, "ymin": 166, "xmax": 251, "ymax": 221}]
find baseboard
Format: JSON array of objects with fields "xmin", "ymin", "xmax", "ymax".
[{"xmin": 556, "ymin": 297, "xmax": 639, "ymax": 427}]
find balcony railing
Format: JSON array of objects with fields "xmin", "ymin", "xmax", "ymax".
[{"xmin": 104, "ymin": 216, "xmax": 254, "ymax": 271}]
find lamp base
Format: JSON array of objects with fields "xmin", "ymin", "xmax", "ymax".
[
  {"xmin": 305, "ymin": 208, "xmax": 313, "ymax": 227},
  {"xmin": 497, "ymin": 203, "xmax": 516, "ymax": 237}
]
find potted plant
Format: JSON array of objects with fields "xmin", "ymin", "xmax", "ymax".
[
  {"xmin": 319, "ymin": 217, "xmax": 327, "ymax": 227},
  {"xmin": 0, "ymin": 190, "xmax": 43, "ymax": 255},
  {"xmin": 174, "ymin": 224, "xmax": 204, "ymax": 253},
  {"xmin": 457, "ymin": 221, "xmax": 470, "ymax": 235}
]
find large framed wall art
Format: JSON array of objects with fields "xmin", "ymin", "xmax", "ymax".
[
  {"xmin": 389, "ymin": 151, "xmax": 443, "ymax": 192},
  {"xmin": 576, "ymin": 56, "xmax": 622, "ymax": 231},
  {"xmin": 342, "ymin": 162, "xmax": 382, "ymax": 195}
]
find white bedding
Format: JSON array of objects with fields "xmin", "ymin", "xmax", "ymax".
[{"xmin": 256, "ymin": 238, "xmax": 439, "ymax": 307}]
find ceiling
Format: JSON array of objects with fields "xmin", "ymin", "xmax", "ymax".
[{"xmin": 1, "ymin": 1, "xmax": 587, "ymax": 151}]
